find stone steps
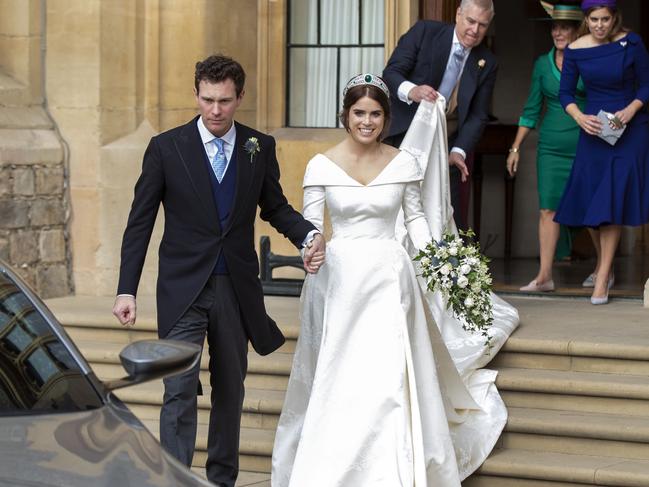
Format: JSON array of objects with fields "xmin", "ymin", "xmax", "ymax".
[
  {"xmin": 45, "ymin": 295, "xmax": 649, "ymax": 485},
  {"xmin": 465, "ymin": 477, "xmax": 587, "ymax": 487},
  {"xmin": 502, "ymin": 391, "xmax": 649, "ymax": 417},
  {"xmin": 127, "ymin": 396, "xmax": 281, "ymax": 431},
  {"xmin": 502, "ymin": 407, "xmax": 649, "ymax": 460},
  {"xmin": 82, "ymin": 339, "xmax": 293, "ymax": 393},
  {"xmin": 66, "ymin": 325, "xmax": 298, "ymax": 354},
  {"xmin": 55, "ymin": 296, "xmax": 299, "ymax": 353},
  {"xmin": 492, "ymin": 351, "xmax": 649, "ymax": 376},
  {"xmin": 506, "ymin": 407, "xmax": 649, "ymax": 445},
  {"xmin": 496, "ymin": 367, "xmax": 649, "ymax": 401},
  {"xmin": 468, "ymin": 449, "xmax": 649, "ymax": 486},
  {"xmin": 78, "ymin": 339, "xmax": 294, "ymax": 376},
  {"xmin": 140, "ymin": 419, "xmax": 275, "ymax": 473}
]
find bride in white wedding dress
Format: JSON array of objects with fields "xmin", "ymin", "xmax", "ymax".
[{"xmin": 271, "ymin": 74, "xmax": 519, "ymax": 487}]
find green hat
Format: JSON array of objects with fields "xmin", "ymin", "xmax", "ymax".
[{"xmin": 540, "ymin": 1, "xmax": 584, "ymax": 21}]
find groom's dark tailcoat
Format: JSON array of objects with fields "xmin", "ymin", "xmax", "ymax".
[
  {"xmin": 118, "ymin": 117, "xmax": 314, "ymax": 353},
  {"xmin": 382, "ymin": 20, "xmax": 498, "ymax": 228},
  {"xmin": 117, "ymin": 116, "xmax": 315, "ymax": 485}
]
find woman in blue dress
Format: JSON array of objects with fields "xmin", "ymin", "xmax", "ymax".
[{"xmin": 555, "ymin": 0, "xmax": 649, "ymax": 304}]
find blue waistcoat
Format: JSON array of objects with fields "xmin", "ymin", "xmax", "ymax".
[{"xmin": 204, "ymin": 146, "xmax": 237, "ymax": 274}]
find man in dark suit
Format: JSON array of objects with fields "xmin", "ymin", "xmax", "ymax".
[
  {"xmin": 383, "ymin": 0, "xmax": 497, "ymax": 230},
  {"xmin": 112, "ymin": 55, "xmax": 324, "ymax": 487}
]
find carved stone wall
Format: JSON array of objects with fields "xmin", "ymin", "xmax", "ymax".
[{"xmin": 0, "ymin": 0, "xmax": 71, "ymax": 298}]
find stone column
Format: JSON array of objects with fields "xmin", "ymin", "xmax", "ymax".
[
  {"xmin": 46, "ymin": 1, "xmax": 102, "ymax": 294},
  {"xmin": 0, "ymin": 0, "xmax": 43, "ymax": 102}
]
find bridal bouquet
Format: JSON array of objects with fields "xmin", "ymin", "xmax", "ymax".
[{"xmin": 414, "ymin": 229, "xmax": 493, "ymax": 345}]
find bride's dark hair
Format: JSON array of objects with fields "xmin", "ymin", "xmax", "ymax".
[{"xmin": 339, "ymin": 85, "xmax": 391, "ymax": 141}]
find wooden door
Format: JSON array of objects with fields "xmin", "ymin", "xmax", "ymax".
[{"xmin": 419, "ymin": 0, "xmax": 458, "ymax": 21}]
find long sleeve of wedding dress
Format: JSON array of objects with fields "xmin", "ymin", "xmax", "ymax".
[
  {"xmin": 301, "ymin": 184, "xmax": 325, "ymax": 234},
  {"xmin": 402, "ymin": 181, "xmax": 432, "ymax": 251}
]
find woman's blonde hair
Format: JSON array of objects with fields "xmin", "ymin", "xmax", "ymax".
[{"xmin": 578, "ymin": 6, "xmax": 627, "ymax": 40}]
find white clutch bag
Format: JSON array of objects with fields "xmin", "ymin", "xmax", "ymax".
[{"xmin": 596, "ymin": 110, "xmax": 626, "ymax": 146}]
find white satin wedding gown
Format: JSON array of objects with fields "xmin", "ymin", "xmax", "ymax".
[{"xmin": 271, "ymin": 99, "xmax": 519, "ymax": 487}]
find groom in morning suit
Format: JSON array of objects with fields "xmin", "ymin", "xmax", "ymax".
[
  {"xmin": 112, "ymin": 55, "xmax": 325, "ymax": 487},
  {"xmin": 382, "ymin": 0, "xmax": 497, "ymax": 230}
]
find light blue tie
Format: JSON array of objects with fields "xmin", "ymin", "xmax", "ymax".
[
  {"xmin": 211, "ymin": 138, "xmax": 227, "ymax": 183},
  {"xmin": 439, "ymin": 44, "xmax": 466, "ymax": 101}
]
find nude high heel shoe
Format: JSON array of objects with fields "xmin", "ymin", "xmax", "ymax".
[
  {"xmin": 520, "ymin": 279, "xmax": 555, "ymax": 292},
  {"xmin": 590, "ymin": 276, "xmax": 611, "ymax": 305},
  {"xmin": 590, "ymin": 290, "xmax": 609, "ymax": 305}
]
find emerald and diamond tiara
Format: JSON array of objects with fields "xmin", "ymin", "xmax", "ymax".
[{"xmin": 343, "ymin": 73, "xmax": 390, "ymax": 98}]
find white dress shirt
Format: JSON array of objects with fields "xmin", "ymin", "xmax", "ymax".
[
  {"xmin": 396, "ymin": 29, "xmax": 471, "ymax": 159},
  {"xmin": 197, "ymin": 116, "xmax": 236, "ymax": 175}
]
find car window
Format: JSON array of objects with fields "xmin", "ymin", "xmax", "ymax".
[{"xmin": 0, "ymin": 272, "xmax": 103, "ymax": 414}]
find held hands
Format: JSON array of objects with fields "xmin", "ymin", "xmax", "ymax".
[
  {"xmin": 113, "ymin": 295, "xmax": 137, "ymax": 326},
  {"xmin": 303, "ymin": 233, "xmax": 326, "ymax": 274},
  {"xmin": 506, "ymin": 151, "xmax": 519, "ymax": 177},
  {"xmin": 449, "ymin": 151, "xmax": 469, "ymax": 182},
  {"xmin": 408, "ymin": 84, "xmax": 439, "ymax": 103}
]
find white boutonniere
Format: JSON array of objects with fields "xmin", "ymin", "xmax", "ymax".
[
  {"xmin": 244, "ymin": 137, "xmax": 260, "ymax": 163},
  {"xmin": 478, "ymin": 59, "xmax": 486, "ymax": 69}
]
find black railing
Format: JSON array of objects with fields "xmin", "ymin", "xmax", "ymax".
[{"xmin": 259, "ymin": 236, "xmax": 305, "ymax": 296}]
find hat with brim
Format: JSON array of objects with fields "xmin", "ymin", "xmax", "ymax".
[{"xmin": 540, "ymin": 1, "xmax": 584, "ymax": 21}]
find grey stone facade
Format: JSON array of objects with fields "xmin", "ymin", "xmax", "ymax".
[{"xmin": 1, "ymin": 156, "xmax": 72, "ymax": 298}]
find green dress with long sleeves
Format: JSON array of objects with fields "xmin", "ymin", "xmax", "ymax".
[{"xmin": 519, "ymin": 47, "xmax": 585, "ymax": 258}]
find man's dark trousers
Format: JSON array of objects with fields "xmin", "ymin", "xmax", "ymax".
[{"xmin": 160, "ymin": 275, "xmax": 247, "ymax": 487}]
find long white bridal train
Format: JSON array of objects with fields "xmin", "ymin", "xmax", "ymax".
[{"xmin": 398, "ymin": 98, "xmax": 520, "ymax": 477}]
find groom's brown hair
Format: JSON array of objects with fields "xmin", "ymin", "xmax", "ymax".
[{"xmin": 194, "ymin": 54, "xmax": 246, "ymax": 97}]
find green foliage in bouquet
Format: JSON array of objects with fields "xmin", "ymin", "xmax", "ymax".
[{"xmin": 414, "ymin": 229, "xmax": 493, "ymax": 346}]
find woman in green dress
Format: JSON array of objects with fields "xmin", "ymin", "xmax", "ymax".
[{"xmin": 507, "ymin": 1, "xmax": 586, "ymax": 292}]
